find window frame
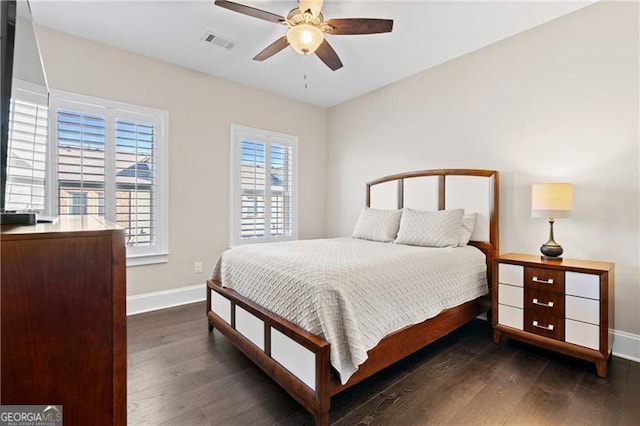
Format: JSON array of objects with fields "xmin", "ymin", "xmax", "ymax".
[
  {"xmin": 229, "ymin": 124, "xmax": 298, "ymax": 247},
  {"xmin": 47, "ymin": 90, "xmax": 169, "ymax": 266}
]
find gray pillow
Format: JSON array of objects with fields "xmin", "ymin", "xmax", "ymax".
[
  {"xmin": 352, "ymin": 207, "xmax": 402, "ymax": 243},
  {"xmin": 395, "ymin": 208, "xmax": 464, "ymax": 247},
  {"xmin": 459, "ymin": 213, "xmax": 478, "ymax": 246}
]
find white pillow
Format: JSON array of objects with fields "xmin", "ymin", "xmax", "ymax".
[
  {"xmin": 395, "ymin": 208, "xmax": 464, "ymax": 248},
  {"xmin": 352, "ymin": 207, "xmax": 402, "ymax": 243},
  {"xmin": 459, "ymin": 213, "xmax": 478, "ymax": 246}
]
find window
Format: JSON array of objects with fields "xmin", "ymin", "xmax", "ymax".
[
  {"xmin": 48, "ymin": 90, "xmax": 169, "ymax": 265},
  {"xmin": 5, "ymin": 80, "xmax": 48, "ymax": 211},
  {"xmin": 68, "ymin": 191, "xmax": 87, "ymax": 215},
  {"xmin": 230, "ymin": 125, "xmax": 297, "ymax": 246}
]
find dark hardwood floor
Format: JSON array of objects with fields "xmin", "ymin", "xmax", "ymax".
[{"xmin": 128, "ymin": 302, "xmax": 639, "ymax": 425}]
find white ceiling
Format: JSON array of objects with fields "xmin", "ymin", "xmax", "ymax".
[{"xmin": 28, "ymin": 0, "xmax": 595, "ymax": 107}]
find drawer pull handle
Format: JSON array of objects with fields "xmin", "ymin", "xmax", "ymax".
[
  {"xmin": 532, "ymin": 298, "xmax": 554, "ymax": 308},
  {"xmin": 532, "ymin": 276, "xmax": 554, "ymax": 285},
  {"xmin": 532, "ymin": 320, "xmax": 554, "ymax": 331}
]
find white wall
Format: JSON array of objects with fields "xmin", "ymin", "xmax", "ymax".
[
  {"xmin": 326, "ymin": 1, "xmax": 639, "ymax": 335},
  {"xmin": 33, "ymin": 1, "xmax": 639, "ymax": 337},
  {"xmin": 35, "ymin": 26, "xmax": 327, "ymax": 296}
]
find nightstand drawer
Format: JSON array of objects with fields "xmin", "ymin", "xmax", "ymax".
[
  {"xmin": 498, "ymin": 304, "xmax": 523, "ymax": 330},
  {"xmin": 524, "ymin": 288, "xmax": 564, "ymax": 317},
  {"xmin": 525, "ymin": 267, "xmax": 564, "ymax": 293},
  {"xmin": 498, "ymin": 284, "xmax": 523, "ymax": 308},
  {"xmin": 566, "ymin": 319, "xmax": 599, "ymax": 350},
  {"xmin": 566, "ymin": 295, "xmax": 599, "ymax": 325},
  {"xmin": 498, "ymin": 263, "xmax": 524, "ymax": 286},
  {"xmin": 566, "ymin": 272, "xmax": 600, "ymax": 299},
  {"xmin": 524, "ymin": 311, "xmax": 564, "ymax": 340}
]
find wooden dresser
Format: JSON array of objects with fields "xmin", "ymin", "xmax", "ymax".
[
  {"xmin": 492, "ymin": 252, "xmax": 614, "ymax": 378},
  {"xmin": 1, "ymin": 216, "xmax": 126, "ymax": 425}
]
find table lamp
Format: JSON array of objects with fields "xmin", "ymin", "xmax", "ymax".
[{"xmin": 531, "ymin": 183, "xmax": 573, "ymax": 259}]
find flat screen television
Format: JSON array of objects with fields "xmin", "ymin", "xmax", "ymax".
[{"xmin": 0, "ymin": 0, "xmax": 48, "ymax": 224}]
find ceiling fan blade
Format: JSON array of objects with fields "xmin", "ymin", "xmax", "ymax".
[
  {"xmin": 325, "ymin": 18, "xmax": 394, "ymax": 35},
  {"xmin": 253, "ymin": 37, "xmax": 289, "ymax": 61},
  {"xmin": 214, "ymin": 0, "xmax": 285, "ymax": 24},
  {"xmin": 315, "ymin": 39, "xmax": 343, "ymax": 71}
]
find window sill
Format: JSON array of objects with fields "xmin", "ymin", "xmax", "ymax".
[
  {"xmin": 127, "ymin": 252, "xmax": 169, "ymax": 267},
  {"xmin": 230, "ymin": 234, "xmax": 299, "ymax": 247}
]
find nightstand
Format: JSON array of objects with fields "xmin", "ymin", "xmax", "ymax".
[{"xmin": 492, "ymin": 253, "xmax": 614, "ymax": 378}]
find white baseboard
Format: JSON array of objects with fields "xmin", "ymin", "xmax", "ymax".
[
  {"xmin": 612, "ymin": 329, "xmax": 640, "ymax": 363},
  {"xmin": 127, "ymin": 289, "xmax": 640, "ymax": 363},
  {"xmin": 127, "ymin": 284, "xmax": 206, "ymax": 316}
]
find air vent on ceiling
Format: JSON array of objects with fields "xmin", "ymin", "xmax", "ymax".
[{"xmin": 201, "ymin": 31, "xmax": 236, "ymax": 50}]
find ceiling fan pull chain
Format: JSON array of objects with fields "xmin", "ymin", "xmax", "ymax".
[{"xmin": 304, "ymin": 55, "xmax": 309, "ymax": 90}]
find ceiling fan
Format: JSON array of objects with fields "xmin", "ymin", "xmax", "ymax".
[{"xmin": 214, "ymin": 0, "xmax": 393, "ymax": 71}]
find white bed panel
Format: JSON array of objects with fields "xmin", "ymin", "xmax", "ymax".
[
  {"xmin": 369, "ymin": 180, "xmax": 398, "ymax": 210},
  {"xmin": 403, "ymin": 176, "xmax": 438, "ymax": 210},
  {"xmin": 445, "ymin": 176, "xmax": 491, "ymax": 242},
  {"xmin": 271, "ymin": 328, "xmax": 316, "ymax": 391},
  {"xmin": 368, "ymin": 174, "xmax": 493, "ymax": 243},
  {"xmin": 211, "ymin": 291, "xmax": 231, "ymax": 325},
  {"xmin": 236, "ymin": 305, "xmax": 265, "ymax": 350}
]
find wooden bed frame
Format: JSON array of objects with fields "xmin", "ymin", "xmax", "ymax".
[{"xmin": 207, "ymin": 169, "xmax": 499, "ymax": 425}]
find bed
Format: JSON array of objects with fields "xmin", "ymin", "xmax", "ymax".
[{"xmin": 206, "ymin": 168, "xmax": 499, "ymax": 425}]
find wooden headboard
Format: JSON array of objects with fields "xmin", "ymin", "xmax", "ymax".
[{"xmin": 366, "ymin": 169, "xmax": 499, "ymax": 283}]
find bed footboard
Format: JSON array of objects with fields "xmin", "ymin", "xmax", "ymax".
[{"xmin": 206, "ymin": 279, "xmax": 331, "ymax": 425}]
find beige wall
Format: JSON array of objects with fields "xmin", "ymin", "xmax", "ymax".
[
  {"xmin": 326, "ymin": 1, "xmax": 639, "ymax": 335},
  {"xmin": 35, "ymin": 26, "xmax": 327, "ymax": 296},
  {"xmin": 34, "ymin": 1, "xmax": 639, "ymax": 335}
]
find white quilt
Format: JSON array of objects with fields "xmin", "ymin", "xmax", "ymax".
[{"xmin": 212, "ymin": 238, "xmax": 488, "ymax": 384}]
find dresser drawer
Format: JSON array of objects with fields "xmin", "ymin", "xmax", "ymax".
[
  {"xmin": 498, "ymin": 263, "xmax": 524, "ymax": 286},
  {"xmin": 565, "ymin": 272, "xmax": 600, "ymax": 299},
  {"xmin": 524, "ymin": 267, "xmax": 564, "ymax": 293},
  {"xmin": 566, "ymin": 319, "xmax": 599, "ymax": 350},
  {"xmin": 499, "ymin": 284, "xmax": 523, "ymax": 308},
  {"xmin": 498, "ymin": 304, "xmax": 523, "ymax": 330},
  {"xmin": 565, "ymin": 295, "xmax": 599, "ymax": 325},
  {"xmin": 524, "ymin": 288, "xmax": 564, "ymax": 317},
  {"xmin": 524, "ymin": 311, "xmax": 564, "ymax": 340}
]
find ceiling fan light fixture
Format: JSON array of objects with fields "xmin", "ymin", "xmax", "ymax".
[{"xmin": 287, "ymin": 23, "xmax": 324, "ymax": 55}]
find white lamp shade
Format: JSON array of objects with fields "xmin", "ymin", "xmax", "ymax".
[
  {"xmin": 287, "ymin": 24, "xmax": 324, "ymax": 55},
  {"xmin": 532, "ymin": 183, "xmax": 573, "ymax": 218}
]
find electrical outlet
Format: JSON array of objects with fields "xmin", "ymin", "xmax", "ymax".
[{"xmin": 193, "ymin": 261, "xmax": 203, "ymax": 274}]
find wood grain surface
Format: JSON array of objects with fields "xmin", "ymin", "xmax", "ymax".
[{"xmin": 128, "ymin": 302, "xmax": 639, "ymax": 425}]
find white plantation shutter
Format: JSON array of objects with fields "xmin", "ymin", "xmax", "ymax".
[
  {"xmin": 56, "ymin": 109, "xmax": 106, "ymax": 216},
  {"xmin": 240, "ymin": 140, "xmax": 266, "ymax": 238},
  {"xmin": 115, "ymin": 118, "xmax": 156, "ymax": 247},
  {"xmin": 5, "ymin": 81, "xmax": 48, "ymax": 211},
  {"xmin": 231, "ymin": 125, "xmax": 297, "ymax": 246},
  {"xmin": 269, "ymin": 143, "xmax": 293, "ymax": 237},
  {"xmin": 48, "ymin": 91, "xmax": 168, "ymax": 265}
]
